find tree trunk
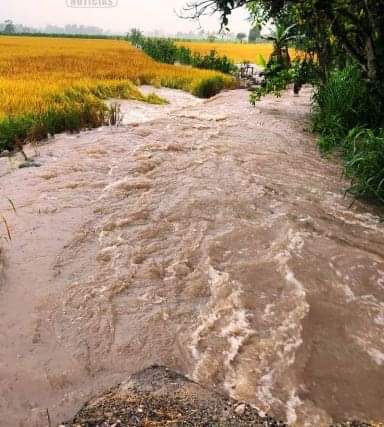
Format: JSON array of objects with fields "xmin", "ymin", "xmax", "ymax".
[{"xmin": 365, "ymin": 36, "xmax": 378, "ymax": 81}]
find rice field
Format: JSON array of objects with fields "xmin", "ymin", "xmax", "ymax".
[
  {"xmin": 176, "ymin": 41, "xmax": 300, "ymax": 64},
  {"xmin": 0, "ymin": 36, "xmax": 233, "ymax": 150}
]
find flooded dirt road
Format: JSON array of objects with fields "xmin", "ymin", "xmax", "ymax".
[{"xmin": 0, "ymin": 87, "xmax": 383, "ymax": 426}]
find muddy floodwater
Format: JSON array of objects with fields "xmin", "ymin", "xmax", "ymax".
[{"xmin": 0, "ymin": 87, "xmax": 383, "ymax": 426}]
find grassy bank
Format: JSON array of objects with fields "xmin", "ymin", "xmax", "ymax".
[
  {"xmin": 312, "ymin": 66, "xmax": 384, "ymax": 202},
  {"xmin": 0, "ymin": 36, "xmax": 234, "ymax": 152}
]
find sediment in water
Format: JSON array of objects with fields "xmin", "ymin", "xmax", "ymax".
[{"xmin": 0, "ymin": 87, "xmax": 383, "ymax": 426}]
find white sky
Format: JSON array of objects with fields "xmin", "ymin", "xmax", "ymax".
[{"xmin": 0, "ymin": 0, "xmax": 251, "ymax": 34}]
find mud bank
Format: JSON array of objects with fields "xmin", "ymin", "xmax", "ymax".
[{"xmin": 0, "ymin": 87, "xmax": 383, "ymax": 426}]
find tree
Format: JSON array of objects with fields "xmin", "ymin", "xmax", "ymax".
[
  {"xmin": 248, "ymin": 25, "xmax": 260, "ymax": 42},
  {"xmin": 262, "ymin": 23, "xmax": 298, "ymax": 68},
  {"xmin": 127, "ymin": 28, "xmax": 144, "ymax": 47},
  {"xmin": 3, "ymin": 20, "xmax": 15, "ymax": 34},
  {"xmin": 207, "ymin": 33, "xmax": 217, "ymax": 42},
  {"xmin": 236, "ymin": 32, "xmax": 246, "ymax": 43},
  {"xmin": 183, "ymin": 0, "xmax": 384, "ymax": 84}
]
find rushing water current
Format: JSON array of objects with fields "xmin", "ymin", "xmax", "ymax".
[{"xmin": 0, "ymin": 87, "xmax": 383, "ymax": 426}]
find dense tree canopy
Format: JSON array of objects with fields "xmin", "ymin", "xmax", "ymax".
[{"xmin": 184, "ymin": 0, "xmax": 384, "ymax": 82}]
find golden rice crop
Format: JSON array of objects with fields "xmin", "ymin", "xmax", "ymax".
[
  {"xmin": 176, "ymin": 41, "xmax": 300, "ymax": 64},
  {"xmin": 0, "ymin": 36, "xmax": 234, "ymax": 150}
]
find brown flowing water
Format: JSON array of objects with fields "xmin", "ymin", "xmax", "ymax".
[{"xmin": 0, "ymin": 87, "xmax": 383, "ymax": 427}]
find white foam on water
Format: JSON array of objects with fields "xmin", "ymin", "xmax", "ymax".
[
  {"xmin": 286, "ymin": 390, "xmax": 303, "ymax": 425},
  {"xmin": 354, "ymin": 336, "xmax": 384, "ymax": 366},
  {"xmin": 325, "ymin": 196, "xmax": 382, "ymax": 231},
  {"xmin": 248, "ymin": 229, "xmax": 310, "ymax": 423},
  {"xmin": 190, "ymin": 265, "xmax": 255, "ymax": 394},
  {"xmin": 256, "ymin": 371, "xmax": 277, "ymax": 412},
  {"xmin": 367, "ymin": 348, "xmax": 384, "ymax": 366},
  {"xmin": 221, "ymin": 307, "xmax": 254, "ymax": 369},
  {"xmin": 374, "ymin": 311, "xmax": 384, "ymax": 326},
  {"xmin": 103, "ymin": 176, "xmax": 152, "ymax": 195}
]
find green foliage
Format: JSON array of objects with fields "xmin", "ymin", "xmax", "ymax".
[
  {"xmin": 255, "ymin": 54, "xmax": 267, "ymax": 68},
  {"xmin": 128, "ymin": 28, "xmax": 144, "ymax": 46},
  {"xmin": 195, "ymin": 0, "xmax": 384, "ymax": 82},
  {"xmin": 128, "ymin": 31, "xmax": 178, "ymax": 64},
  {"xmin": 291, "ymin": 58, "xmax": 319, "ymax": 87},
  {"xmin": 0, "ymin": 85, "xmax": 166, "ymax": 152},
  {"xmin": 128, "ymin": 33, "xmax": 237, "ymax": 74},
  {"xmin": 250, "ymin": 66, "xmax": 292, "ymax": 104},
  {"xmin": 137, "ymin": 37, "xmax": 178, "ymax": 64},
  {"xmin": 343, "ymin": 128, "xmax": 384, "ymax": 201},
  {"xmin": 312, "ymin": 66, "xmax": 384, "ymax": 202},
  {"xmin": 312, "ymin": 66, "xmax": 384, "ymax": 150},
  {"xmin": 144, "ymin": 93, "xmax": 169, "ymax": 105},
  {"xmin": 0, "ymin": 98, "xmax": 107, "ymax": 151},
  {"xmin": 192, "ymin": 76, "xmax": 225, "ymax": 98},
  {"xmin": 177, "ymin": 46, "xmax": 193, "ymax": 65},
  {"xmin": 250, "ymin": 55, "xmax": 318, "ymax": 104},
  {"xmin": 189, "ymin": 0, "xmax": 384, "ymax": 203},
  {"xmin": 190, "ymin": 49, "xmax": 237, "ymax": 74}
]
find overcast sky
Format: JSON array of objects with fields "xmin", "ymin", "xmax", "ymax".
[{"xmin": 0, "ymin": 0, "xmax": 251, "ymax": 34}]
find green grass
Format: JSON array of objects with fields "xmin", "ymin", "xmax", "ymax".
[
  {"xmin": 192, "ymin": 76, "xmax": 226, "ymax": 98},
  {"xmin": 311, "ymin": 65, "xmax": 384, "ymax": 203},
  {"xmin": 344, "ymin": 127, "xmax": 384, "ymax": 202}
]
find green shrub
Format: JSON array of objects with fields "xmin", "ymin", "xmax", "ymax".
[
  {"xmin": 312, "ymin": 65, "xmax": 384, "ymax": 150},
  {"xmin": 192, "ymin": 76, "xmax": 225, "ymax": 98},
  {"xmin": 0, "ymin": 82, "xmax": 170, "ymax": 152},
  {"xmin": 343, "ymin": 127, "xmax": 384, "ymax": 202},
  {"xmin": 129, "ymin": 36, "xmax": 237, "ymax": 75},
  {"xmin": 142, "ymin": 38, "xmax": 178, "ymax": 64},
  {"xmin": 190, "ymin": 50, "xmax": 237, "ymax": 74},
  {"xmin": 177, "ymin": 46, "xmax": 193, "ymax": 65},
  {"xmin": 311, "ymin": 65, "xmax": 384, "ymax": 203},
  {"xmin": 0, "ymin": 116, "xmax": 35, "ymax": 151},
  {"xmin": 250, "ymin": 57, "xmax": 318, "ymax": 104},
  {"xmin": 250, "ymin": 66, "xmax": 292, "ymax": 104}
]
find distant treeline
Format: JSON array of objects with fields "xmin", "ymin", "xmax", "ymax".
[
  {"xmin": 0, "ymin": 32, "xmax": 262, "ymax": 47},
  {"xmin": 128, "ymin": 30, "xmax": 237, "ymax": 74},
  {"xmin": 0, "ymin": 32, "xmax": 124, "ymax": 40}
]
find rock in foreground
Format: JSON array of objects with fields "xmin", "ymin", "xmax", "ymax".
[{"xmin": 61, "ymin": 366, "xmax": 286, "ymax": 426}]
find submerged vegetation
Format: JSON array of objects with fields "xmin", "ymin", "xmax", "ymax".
[{"xmin": 0, "ymin": 36, "xmax": 234, "ymax": 152}]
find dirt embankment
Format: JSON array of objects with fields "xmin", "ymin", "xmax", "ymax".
[
  {"xmin": 61, "ymin": 366, "xmax": 375, "ymax": 427},
  {"xmin": 62, "ymin": 366, "xmax": 286, "ymax": 426}
]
